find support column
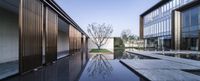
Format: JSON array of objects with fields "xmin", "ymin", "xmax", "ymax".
[
  {"xmin": 172, "ymin": 10, "xmax": 181, "ymax": 50},
  {"xmin": 144, "ymin": 39, "xmax": 147, "ymax": 51}
]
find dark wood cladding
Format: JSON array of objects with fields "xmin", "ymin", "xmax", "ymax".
[
  {"xmin": 45, "ymin": 7, "xmax": 58, "ymax": 63},
  {"xmin": 85, "ymin": 37, "xmax": 89, "ymax": 60},
  {"xmin": 16, "ymin": 0, "xmax": 89, "ymax": 75},
  {"xmin": 20, "ymin": 0, "xmax": 43, "ymax": 73},
  {"xmin": 82, "ymin": 35, "xmax": 86, "ymax": 52},
  {"xmin": 140, "ymin": 16, "xmax": 144, "ymax": 39},
  {"xmin": 82, "ymin": 35, "xmax": 88, "ymax": 60},
  {"xmin": 69, "ymin": 25, "xmax": 82, "ymax": 54}
]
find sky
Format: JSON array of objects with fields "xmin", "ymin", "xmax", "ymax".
[{"xmin": 55, "ymin": 0, "xmax": 160, "ymax": 37}]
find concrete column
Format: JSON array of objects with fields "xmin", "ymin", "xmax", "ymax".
[
  {"xmin": 144, "ymin": 39, "xmax": 147, "ymax": 51},
  {"xmin": 195, "ymin": 39, "xmax": 198, "ymax": 51},
  {"xmin": 173, "ymin": 11, "xmax": 181, "ymax": 50},
  {"xmin": 162, "ymin": 38, "xmax": 164, "ymax": 51},
  {"xmin": 157, "ymin": 38, "xmax": 160, "ymax": 51},
  {"xmin": 199, "ymin": 32, "xmax": 200, "ymax": 51}
]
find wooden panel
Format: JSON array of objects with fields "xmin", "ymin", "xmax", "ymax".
[
  {"xmin": 20, "ymin": 0, "xmax": 43, "ymax": 73},
  {"xmin": 69, "ymin": 26, "xmax": 72, "ymax": 52},
  {"xmin": 85, "ymin": 37, "xmax": 89, "ymax": 60},
  {"xmin": 69, "ymin": 25, "xmax": 73, "ymax": 53},
  {"xmin": 69, "ymin": 25, "xmax": 82, "ymax": 54},
  {"xmin": 140, "ymin": 16, "xmax": 144, "ymax": 39},
  {"xmin": 45, "ymin": 7, "xmax": 58, "ymax": 63}
]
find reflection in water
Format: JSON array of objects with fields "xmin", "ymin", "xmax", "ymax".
[
  {"xmin": 87, "ymin": 54, "xmax": 113, "ymax": 80},
  {"xmin": 120, "ymin": 52, "xmax": 158, "ymax": 59},
  {"xmin": 79, "ymin": 53, "xmax": 147, "ymax": 81},
  {"xmin": 114, "ymin": 49, "xmax": 158, "ymax": 59},
  {"xmin": 114, "ymin": 49, "xmax": 125, "ymax": 59},
  {"xmin": 114, "ymin": 48, "xmax": 138, "ymax": 59},
  {"xmin": 3, "ymin": 52, "xmax": 87, "ymax": 81},
  {"xmin": 121, "ymin": 52, "xmax": 140, "ymax": 59}
]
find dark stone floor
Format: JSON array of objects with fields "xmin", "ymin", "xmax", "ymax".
[{"xmin": 2, "ymin": 52, "xmax": 87, "ymax": 81}]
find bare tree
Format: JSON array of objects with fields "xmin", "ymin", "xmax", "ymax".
[
  {"xmin": 121, "ymin": 29, "xmax": 131, "ymax": 43},
  {"xmin": 121, "ymin": 29, "xmax": 140, "ymax": 48},
  {"xmin": 87, "ymin": 23, "xmax": 113, "ymax": 50}
]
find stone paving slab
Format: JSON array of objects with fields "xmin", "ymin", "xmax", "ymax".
[
  {"xmin": 128, "ymin": 51, "xmax": 200, "ymax": 68},
  {"xmin": 136, "ymin": 69, "xmax": 200, "ymax": 81},
  {"xmin": 121, "ymin": 51, "xmax": 200, "ymax": 81},
  {"xmin": 120, "ymin": 60, "xmax": 200, "ymax": 81},
  {"xmin": 121, "ymin": 59, "xmax": 200, "ymax": 70},
  {"xmin": 145, "ymin": 51, "xmax": 200, "ymax": 54}
]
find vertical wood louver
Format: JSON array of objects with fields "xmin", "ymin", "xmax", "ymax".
[
  {"xmin": 20, "ymin": 0, "xmax": 43, "ymax": 73},
  {"xmin": 1, "ymin": 0, "xmax": 89, "ymax": 77},
  {"xmin": 69, "ymin": 25, "xmax": 82, "ymax": 54},
  {"xmin": 45, "ymin": 7, "xmax": 58, "ymax": 64}
]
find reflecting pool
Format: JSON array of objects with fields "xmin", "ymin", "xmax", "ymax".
[
  {"xmin": 2, "ymin": 52, "xmax": 87, "ymax": 81},
  {"xmin": 79, "ymin": 54, "xmax": 148, "ymax": 81},
  {"xmin": 2, "ymin": 49, "xmax": 151, "ymax": 81},
  {"xmin": 114, "ymin": 48, "xmax": 157, "ymax": 59}
]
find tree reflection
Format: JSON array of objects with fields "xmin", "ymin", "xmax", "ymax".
[{"xmin": 87, "ymin": 54, "xmax": 113, "ymax": 80}]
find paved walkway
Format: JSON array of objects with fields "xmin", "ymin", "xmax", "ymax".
[{"xmin": 120, "ymin": 51, "xmax": 200, "ymax": 81}]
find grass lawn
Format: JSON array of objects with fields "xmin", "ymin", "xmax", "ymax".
[{"xmin": 90, "ymin": 49, "xmax": 112, "ymax": 53}]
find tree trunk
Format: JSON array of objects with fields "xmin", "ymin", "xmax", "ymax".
[{"xmin": 98, "ymin": 46, "xmax": 101, "ymax": 50}]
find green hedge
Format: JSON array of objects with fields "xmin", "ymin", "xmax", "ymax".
[{"xmin": 90, "ymin": 49, "xmax": 112, "ymax": 53}]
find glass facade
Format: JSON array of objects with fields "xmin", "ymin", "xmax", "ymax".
[
  {"xmin": 143, "ymin": 0, "xmax": 193, "ymax": 50},
  {"xmin": 181, "ymin": 5, "xmax": 200, "ymax": 50}
]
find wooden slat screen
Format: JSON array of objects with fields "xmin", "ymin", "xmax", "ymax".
[
  {"xmin": 20, "ymin": 0, "xmax": 43, "ymax": 73},
  {"xmin": 69, "ymin": 25, "xmax": 74, "ymax": 54},
  {"xmin": 45, "ymin": 7, "xmax": 58, "ymax": 63},
  {"xmin": 69, "ymin": 25, "xmax": 82, "ymax": 54}
]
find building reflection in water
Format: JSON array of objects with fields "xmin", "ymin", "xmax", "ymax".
[
  {"xmin": 87, "ymin": 54, "xmax": 113, "ymax": 80},
  {"xmin": 3, "ymin": 52, "xmax": 88, "ymax": 81}
]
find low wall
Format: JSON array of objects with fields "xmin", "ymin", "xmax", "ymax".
[
  {"xmin": 88, "ymin": 38, "xmax": 114, "ymax": 53},
  {"xmin": 0, "ymin": 8, "xmax": 19, "ymax": 63}
]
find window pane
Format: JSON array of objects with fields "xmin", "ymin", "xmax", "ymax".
[
  {"xmin": 191, "ymin": 7, "xmax": 199, "ymax": 26},
  {"xmin": 182, "ymin": 11, "xmax": 190, "ymax": 27}
]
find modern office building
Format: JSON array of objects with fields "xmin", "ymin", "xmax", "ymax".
[
  {"xmin": 140, "ymin": 0, "xmax": 200, "ymax": 51},
  {"xmin": 0, "ymin": 0, "xmax": 89, "ymax": 80}
]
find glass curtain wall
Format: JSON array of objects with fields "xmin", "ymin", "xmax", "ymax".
[
  {"xmin": 181, "ymin": 5, "xmax": 200, "ymax": 50},
  {"xmin": 0, "ymin": 0, "xmax": 19, "ymax": 79},
  {"xmin": 143, "ymin": 0, "xmax": 194, "ymax": 50}
]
